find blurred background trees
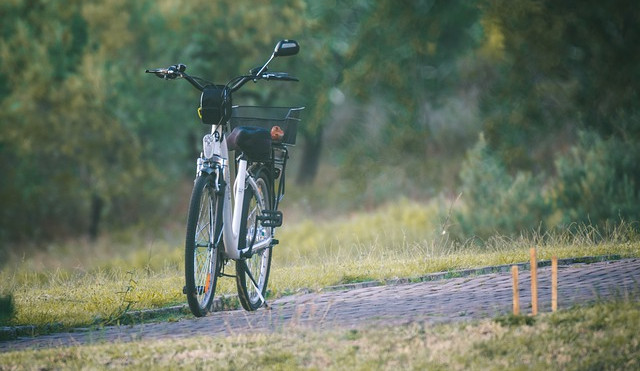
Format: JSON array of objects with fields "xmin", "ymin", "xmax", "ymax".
[
  {"xmin": 1, "ymin": 0, "xmax": 638, "ymax": 249},
  {"xmin": 456, "ymin": 0, "xmax": 640, "ymax": 239}
]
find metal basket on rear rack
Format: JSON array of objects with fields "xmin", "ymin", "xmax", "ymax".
[{"xmin": 229, "ymin": 106, "xmax": 304, "ymax": 145}]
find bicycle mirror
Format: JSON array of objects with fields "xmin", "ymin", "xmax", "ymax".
[{"xmin": 273, "ymin": 40, "xmax": 299, "ymax": 57}]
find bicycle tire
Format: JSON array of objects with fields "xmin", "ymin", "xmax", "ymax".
[
  {"xmin": 236, "ymin": 168, "xmax": 273, "ymax": 311},
  {"xmin": 185, "ymin": 174, "xmax": 223, "ymax": 317}
]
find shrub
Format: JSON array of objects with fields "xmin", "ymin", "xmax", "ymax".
[
  {"xmin": 452, "ymin": 134, "xmax": 548, "ymax": 241},
  {"xmin": 548, "ymin": 131, "xmax": 640, "ymax": 228},
  {"xmin": 452, "ymin": 131, "xmax": 640, "ymax": 242}
]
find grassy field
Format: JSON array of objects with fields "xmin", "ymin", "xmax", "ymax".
[
  {"xmin": 1, "ymin": 299, "xmax": 638, "ymax": 369},
  {"xmin": 1, "ymin": 199, "xmax": 639, "ymax": 332}
]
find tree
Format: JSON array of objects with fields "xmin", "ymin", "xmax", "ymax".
[
  {"xmin": 164, "ymin": 0, "xmax": 311, "ymax": 181},
  {"xmin": 332, "ymin": 0, "xmax": 482, "ymax": 194},
  {"xmin": 0, "ymin": 0, "xmax": 312, "ymax": 245},
  {"xmin": 0, "ymin": 0, "xmax": 159, "ymax": 242},
  {"xmin": 480, "ymin": 0, "xmax": 640, "ymax": 171},
  {"xmin": 293, "ymin": 1, "xmax": 371, "ymax": 184},
  {"xmin": 452, "ymin": 0, "xmax": 640, "ymax": 236}
]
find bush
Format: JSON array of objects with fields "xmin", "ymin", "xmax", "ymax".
[
  {"xmin": 548, "ymin": 131, "xmax": 640, "ymax": 227},
  {"xmin": 452, "ymin": 134, "xmax": 548, "ymax": 241},
  {"xmin": 453, "ymin": 131, "xmax": 640, "ymax": 242}
]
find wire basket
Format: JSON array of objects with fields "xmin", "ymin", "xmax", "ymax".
[{"xmin": 230, "ymin": 106, "xmax": 304, "ymax": 145}]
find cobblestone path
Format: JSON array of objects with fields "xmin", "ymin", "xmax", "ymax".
[{"xmin": 2, "ymin": 258, "xmax": 639, "ymax": 352}]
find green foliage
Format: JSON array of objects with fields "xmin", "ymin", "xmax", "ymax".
[
  {"xmin": 2, "ymin": 0, "xmax": 640, "ymax": 249},
  {"xmin": 494, "ymin": 314, "xmax": 536, "ymax": 327},
  {"xmin": 0, "ymin": 0, "xmax": 164, "ymax": 242},
  {"xmin": 0, "ymin": 0, "xmax": 308, "ymax": 245},
  {"xmin": 453, "ymin": 131, "xmax": 640, "ymax": 240},
  {"xmin": 332, "ymin": 0, "xmax": 482, "ymax": 190},
  {"xmin": 453, "ymin": 134, "xmax": 548, "ymax": 240},
  {"xmin": 481, "ymin": 0, "xmax": 640, "ymax": 171},
  {"xmin": 345, "ymin": 0, "xmax": 480, "ymax": 106},
  {"xmin": 0, "ymin": 293, "xmax": 15, "ymax": 325},
  {"xmin": 549, "ymin": 131, "xmax": 640, "ymax": 227}
]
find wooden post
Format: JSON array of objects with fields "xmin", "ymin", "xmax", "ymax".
[
  {"xmin": 530, "ymin": 248, "xmax": 538, "ymax": 316},
  {"xmin": 511, "ymin": 265, "xmax": 520, "ymax": 315},
  {"xmin": 552, "ymin": 256, "xmax": 558, "ymax": 312}
]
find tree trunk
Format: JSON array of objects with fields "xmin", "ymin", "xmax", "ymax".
[
  {"xmin": 296, "ymin": 133, "xmax": 323, "ymax": 185},
  {"xmin": 89, "ymin": 194, "xmax": 103, "ymax": 240}
]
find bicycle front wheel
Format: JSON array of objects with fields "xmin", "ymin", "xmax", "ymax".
[
  {"xmin": 185, "ymin": 174, "xmax": 222, "ymax": 317},
  {"xmin": 236, "ymin": 169, "xmax": 273, "ymax": 311}
]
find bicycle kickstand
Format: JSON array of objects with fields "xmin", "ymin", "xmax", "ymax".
[{"xmin": 241, "ymin": 260, "xmax": 271, "ymax": 310}]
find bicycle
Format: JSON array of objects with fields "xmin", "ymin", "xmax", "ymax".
[{"xmin": 145, "ymin": 40, "xmax": 303, "ymax": 317}]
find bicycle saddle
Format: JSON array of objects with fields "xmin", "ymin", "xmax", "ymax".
[{"xmin": 227, "ymin": 126, "xmax": 272, "ymax": 162}]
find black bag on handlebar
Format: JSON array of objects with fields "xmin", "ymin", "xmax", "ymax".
[{"xmin": 198, "ymin": 85, "xmax": 232, "ymax": 125}]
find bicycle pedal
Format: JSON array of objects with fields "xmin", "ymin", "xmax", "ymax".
[{"xmin": 258, "ymin": 210, "xmax": 283, "ymax": 227}]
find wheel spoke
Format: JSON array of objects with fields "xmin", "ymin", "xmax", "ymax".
[
  {"xmin": 186, "ymin": 175, "xmax": 220, "ymax": 317},
  {"xmin": 236, "ymin": 171, "xmax": 273, "ymax": 311},
  {"xmin": 195, "ymin": 190, "xmax": 213, "ymax": 302}
]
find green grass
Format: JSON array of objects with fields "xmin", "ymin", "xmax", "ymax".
[
  {"xmin": 1, "ymin": 299, "xmax": 639, "ymax": 369},
  {"xmin": 1, "ymin": 199, "xmax": 639, "ymax": 331}
]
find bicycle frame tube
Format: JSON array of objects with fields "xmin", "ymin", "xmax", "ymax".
[
  {"xmin": 231, "ymin": 160, "xmax": 247, "ymax": 243},
  {"xmin": 207, "ymin": 125, "xmax": 271, "ymax": 260}
]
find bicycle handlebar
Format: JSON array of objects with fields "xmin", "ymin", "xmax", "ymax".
[
  {"xmin": 145, "ymin": 39, "xmax": 300, "ymax": 93},
  {"xmin": 144, "ymin": 65, "xmax": 298, "ymax": 92}
]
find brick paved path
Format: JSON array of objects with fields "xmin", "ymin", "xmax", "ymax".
[{"xmin": 2, "ymin": 258, "xmax": 639, "ymax": 352}]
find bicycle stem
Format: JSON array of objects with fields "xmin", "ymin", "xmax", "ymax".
[{"xmin": 253, "ymin": 54, "xmax": 275, "ymax": 79}]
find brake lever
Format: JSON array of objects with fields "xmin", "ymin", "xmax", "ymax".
[
  {"xmin": 262, "ymin": 72, "xmax": 299, "ymax": 81},
  {"xmin": 145, "ymin": 64, "xmax": 186, "ymax": 80},
  {"xmin": 145, "ymin": 68, "xmax": 169, "ymax": 79}
]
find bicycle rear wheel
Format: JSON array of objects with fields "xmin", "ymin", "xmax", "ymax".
[
  {"xmin": 185, "ymin": 174, "xmax": 222, "ymax": 317},
  {"xmin": 236, "ymin": 169, "xmax": 273, "ymax": 311}
]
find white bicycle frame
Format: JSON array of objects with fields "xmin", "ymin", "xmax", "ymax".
[{"xmin": 199, "ymin": 125, "xmax": 272, "ymax": 260}]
